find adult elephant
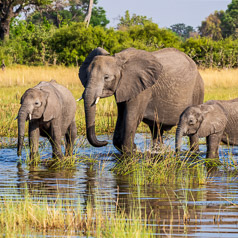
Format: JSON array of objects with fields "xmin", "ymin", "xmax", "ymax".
[{"xmin": 78, "ymin": 47, "xmax": 204, "ymax": 153}]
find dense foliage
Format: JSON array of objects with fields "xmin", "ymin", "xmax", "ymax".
[
  {"xmin": 28, "ymin": 0, "xmax": 109, "ymax": 28},
  {"xmin": 1, "ymin": 19, "xmax": 237, "ymax": 68},
  {"xmin": 199, "ymin": 0, "xmax": 238, "ymax": 40},
  {"xmin": 169, "ymin": 23, "xmax": 195, "ymax": 40},
  {"xmin": 0, "ymin": 0, "xmax": 52, "ymax": 41}
]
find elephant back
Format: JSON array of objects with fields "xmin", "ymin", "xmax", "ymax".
[{"xmin": 152, "ymin": 48, "xmax": 197, "ymax": 81}]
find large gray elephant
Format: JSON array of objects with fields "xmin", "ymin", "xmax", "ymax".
[
  {"xmin": 79, "ymin": 47, "xmax": 204, "ymax": 153},
  {"xmin": 17, "ymin": 80, "xmax": 77, "ymax": 160},
  {"xmin": 176, "ymin": 99, "xmax": 238, "ymax": 158}
]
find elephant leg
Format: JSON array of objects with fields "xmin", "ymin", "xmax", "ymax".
[
  {"xmin": 28, "ymin": 121, "xmax": 40, "ymax": 161},
  {"xmin": 189, "ymin": 134, "xmax": 200, "ymax": 152},
  {"xmin": 113, "ymin": 102, "xmax": 126, "ymax": 151},
  {"xmin": 206, "ymin": 134, "xmax": 222, "ymax": 159},
  {"xmin": 49, "ymin": 120, "xmax": 63, "ymax": 159},
  {"xmin": 65, "ymin": 120, "xmax": 77, "ymax": 156},
  {"xmin": 148, "ymin": 122, "xmax": 163, "ymax": 148},
  {"xmin": 122, "ymin": 98, "xmax": 149, "ymax": 154}
]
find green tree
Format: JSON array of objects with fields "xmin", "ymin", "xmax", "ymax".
[
  {"xmin": 198, "ymin": 11, "xmax": 224, "ymax": 40},
  {"xmin": 117, "ymin": 10, "xmax": 152, "ymax": 29},
  {"xmin": 221, "ymin": 0, "xmax": 238, "ymax": 37},
  {"xmin": 169, "ymin": 23, "xmax": 195, "ymax": 39},
  {"xmin": 28, "ymin": 0, "xmax": 109, "ymax": 27},
  {"xmin": 90, "ymin": 7, "xmax": 110, "ymax": 27},
  {"xmin": 0, "ymin": 0, "xmax": 52, "ymax": 41}
]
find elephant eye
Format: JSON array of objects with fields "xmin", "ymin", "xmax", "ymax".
[
  {"xmin": 188, "ymin": 119, "xmax": 196, "ymax": 125},
  {"xmin": 35, "ymin": 101, "xmax": 41, "ymax": 106},
  {"xmin": 104, "ymin": 74, "xmax": 110, "ymax": 81}
]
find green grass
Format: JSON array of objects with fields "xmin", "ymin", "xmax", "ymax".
[
  {"xmin": 1, "ymin": 67, "xmax": 238, "ymax": 237},
  {"xmin": 0, "ymin": 188, "xmax": 157, "ymax": 238},
  {"xmin": 1, "ymin": 66, "xmax": 237, "ymax": 138}
]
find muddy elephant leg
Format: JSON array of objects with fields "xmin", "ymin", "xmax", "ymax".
[
  {"xmin": 113, "ymin": 102, "xmax": 126, "ymax": 151},
  {"xmin": 29, "ymin": 121, "xmax": 40, "ymax": 161},
  {"xmin": 189, "ymin": 134, "xmax": 200, "ymax": 152},
  {"xmin": 49, "ymin": 120, "xmax": 63, "ymax": 159},
  {"xmin": 206, "ymin": 134, "xmax": 222, "ymax": 159},
  {"xmin": 65, "ymin": 120, "xmax": 77, "ymax": 156}
]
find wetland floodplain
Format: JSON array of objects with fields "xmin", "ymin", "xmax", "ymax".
[{"xmin": 1, "ymin": 67, "xmax": 238, "ymax": 237}]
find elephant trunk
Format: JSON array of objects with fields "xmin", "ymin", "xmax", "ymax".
[
  {"xmin": 17, "ymin": 107, "xmax": 28, "ymax": 156},
  {"xmin": 175, "ymin": 123, "xmax": 185, "ymax": 153},
  {"xmin": 84, "ymin": 89, "xmax": 108, "ymax": 147}
]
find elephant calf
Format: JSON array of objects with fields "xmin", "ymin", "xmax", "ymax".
[
  {"xmin": 176, "ymin": 99, "xmax": 238, "ymax": 158},
  {"xmin": 17, "ymin": 80, "xmax": 77, "ymax": 160}
]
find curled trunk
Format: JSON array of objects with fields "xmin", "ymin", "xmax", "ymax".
[
  {"xmin": 84, "ymin": 90, "xmax": 108, "ymax": 147},
  {"xmin": 17, "ymin": 109, "xmax": 28, "ymax": 156}
]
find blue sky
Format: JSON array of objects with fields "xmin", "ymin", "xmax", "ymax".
[{"xmin": 98, "ymin": 0, "xmax": 231, "ymax": 29}]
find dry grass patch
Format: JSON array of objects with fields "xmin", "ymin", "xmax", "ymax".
[{"xmin": 0, "ymin": 66, "xmax": 237, "ymax": 138}]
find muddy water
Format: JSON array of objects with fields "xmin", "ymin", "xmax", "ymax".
[{"xmin": 1, "ymin": 134, "xmax": 238, "ymax": 237}]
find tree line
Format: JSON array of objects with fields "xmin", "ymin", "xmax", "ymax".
[{"xmin": 0, "ymin": 0, "xmax": 237, "ymax": 68}]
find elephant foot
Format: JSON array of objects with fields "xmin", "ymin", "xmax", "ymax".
[
  {"xmin": 52, "ymin": 151, "xmax": 63, "ymax": 160},
  {"xmin": 28, "ymin": 152, "xmax": 40, "ymax": 166},
  {"xmin": 65, "ymin": 149, "xmax": 73, "ymax": 157},
  {"xmin": 150, "ymin": 143, "xmax": 167, "ymax": 153},
  {"xmin": 121, "ymin": 143, "xmax": 137, "ymax": 155}
]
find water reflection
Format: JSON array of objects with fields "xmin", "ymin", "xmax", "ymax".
[{"xmin": 0, "ymin": 134, "xmax": 238, "ymax": 237}]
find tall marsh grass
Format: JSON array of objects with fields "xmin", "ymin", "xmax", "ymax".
[
  {"xmin": 0, "ymin": 66, "xmax": 237, "ymax": 138},
  {"xmin": 0, "ymin": 190, "xmax": 156, "ymax": 237}
]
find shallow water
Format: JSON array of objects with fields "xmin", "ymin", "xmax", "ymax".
[{"xmin": 0, "ymin": 134, "xmax": 238, "ymax": 237}]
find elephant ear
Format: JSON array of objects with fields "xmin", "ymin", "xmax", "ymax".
[
  {"xmin": 40, "ymin": 85, "xmax": 62, "ymax": 122},
  {"xmin": 198, "ymin": 103, "xmax": 227, "ymax": 137},
  {"xmin": 79, "ymin": 47, "xmax": 110, "ymax": 87},
  {"xmin": 115, "ymin": 50, "xmax": 163, "ymax": 103}
]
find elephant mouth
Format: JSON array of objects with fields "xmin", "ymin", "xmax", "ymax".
[
  {"xmin": 102, "ymin": 89, "xmax": 114, "ymax": 97},
  {"xmin": 186, "ymin": 129, "xmax": 197, "ymax": 135}
]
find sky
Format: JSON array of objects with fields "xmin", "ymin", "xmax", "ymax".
[{"xmin": 98, "ymin": 0, "xmax": 231, "ymax": 29}]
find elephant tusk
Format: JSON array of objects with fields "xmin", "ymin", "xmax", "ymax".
[
  {"xmin": 14, "ymin": 116, "xmax": 18, "ymax": 120},
  {"xmin": 29, "ymin": 114, "xmax": 32, "ymax": 121},
  {"xmin": 76, "ymin": 96, "xmax": 83, "ymax": 102},
  {"xmin": 95, "ymin": 97, "xmax": 100, "ymax": 105}
]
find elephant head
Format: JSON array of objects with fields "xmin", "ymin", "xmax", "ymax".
[
  {"xmin": 175, "ymin": 102, "xmax": 227, "ymax": 152},
  {"xmin": 79, "ymin": 47, "xmax": 163, "ymax": 147},
  {"xmin": 17, "ymin": 82, "xmax": 61, "ymax": 156}
]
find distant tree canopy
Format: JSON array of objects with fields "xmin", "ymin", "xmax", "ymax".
[
  {"xmin": 198, "ymin": 11, "xmax": 224, "ymax": 40},
  {"xmin": 1, "ymin": 3, "xmax": 238, "ymax": 68},
  {"xmin": 221, "ymin": 0, "xmax": 238, "ymax": 37},
  {"xmin": 117, "ymin": 10, "xmax": 153, "ymax": 29},
  {"xmin": 169, "ymin": 23, "xmax": 195, "ymax": 39},
  {"xmin": 199, "ymin": 0, "xmax": 238, "ymax": 39},
  {"xmin": 27, "ymin": 0, "xmax": 109, "ymax": 27},
  {"xmin": 0, "ymin": 0, "xmax": 52, "ymax": 41}
]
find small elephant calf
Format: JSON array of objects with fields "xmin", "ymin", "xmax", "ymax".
[
  {"xmin": 175, "ymin": 99, "xmax": 238, "ymax": 158},
  {"xmin": 17, "ymin": 80, "xmax": 77, "ymax": 160}
]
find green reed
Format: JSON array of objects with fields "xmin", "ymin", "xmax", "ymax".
[{"xmin": 0, "ymin": 188, "xmax": 156, "ymax": 238}]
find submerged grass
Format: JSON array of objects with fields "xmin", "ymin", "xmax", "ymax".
[
  {"xmin": 1, "ymin": 67, "xmax": 238, "ymax": 237},
  {"xmin": 112, "ymin": 143, "xmax": 238, "ymax": 187},
  {"xmin": 0, "ymin": 189, "xmax": 156, "ymax": 238}
]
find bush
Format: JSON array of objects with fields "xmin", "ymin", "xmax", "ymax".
[
  {"xmin": 182, "ymin": 36, "xmax": 238, "ymax": 68},
  {"xmin": 0, "ymin": 20, "xmax": 237, "ymax": 68}
]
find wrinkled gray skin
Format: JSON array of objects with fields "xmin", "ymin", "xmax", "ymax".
[
  {"xmin": 176, "ymin": 99, "xmax": 238, "ymax": 158},
  {"xmin": 79, "ymin": 47, "xmax": 204, "ymax": 153},
  {"xmin": 17, "ymin": 80, "xmax": 77, "ymax": 160}
]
